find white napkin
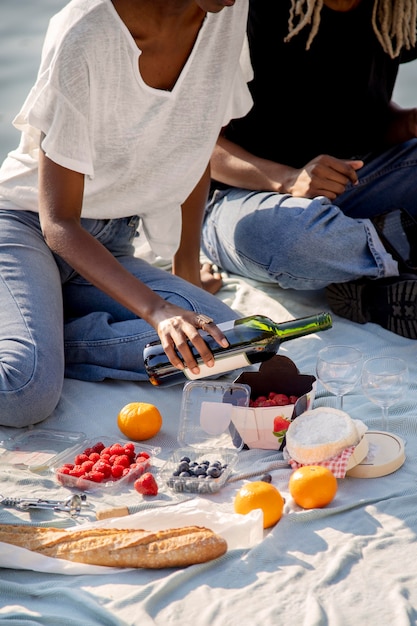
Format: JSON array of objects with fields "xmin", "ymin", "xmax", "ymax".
[{"xmin": 0, "ymin": 498, "xmax": 263, "ymax": 575}]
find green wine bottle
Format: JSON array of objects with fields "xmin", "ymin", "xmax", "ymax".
[{"xmin": 143, "ymin": 311, "xmax": 332, "ymax": 387}]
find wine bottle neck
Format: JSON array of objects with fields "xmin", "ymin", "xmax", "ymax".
[{"xmin": 272, "ymin": 312, "xmax": 332, "ymax": 341}]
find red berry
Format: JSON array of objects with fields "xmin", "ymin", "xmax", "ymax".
[
  {"xmin": 273, "ymin": 415, "xmax": 291, "ymax": 433},
  {"xmin": 89, "ymin": 452, "xmax": 100, "ymax": 463},
  {"xmin": 57, "ymin": 466, "xmax": 71, "ymax": 475},
  {"xmin": 81, "ymin": 460, "xmax": 94, "ymax": 472},
  {"xmin": 109, "ymin": 443, "xmax": 125, "ymax": 456},
  {"xmin": 289, "ymin": 395, "xmax": 299, "ymax": 404},
  {"xmin": 272, "ymin": 394, "xmax": 290, "ymax": 406},
  {"xmin": 137, "ymin": 450, "xmax": 151, "ymax": 460},
  {"xmin": 111, "ymin": 464, "xmax": 125, "ymax": 478},
  {"xmin": 134, "ymin": 472, "xmax": 158, "ymax": 496},
  {"xmin": 86, "ymin": 471, "xmax": 105, "ymax": 483},
  {"xmin": 74, "ymin": 453, "xmax": 89, "ymax": 465},
  {"xmin": 113, "ymin": 454, "xmax": 131, "ymax": 468},
  {"xmin": 69, "ymin": 465, "xmax": 85, "ymax": 478}
]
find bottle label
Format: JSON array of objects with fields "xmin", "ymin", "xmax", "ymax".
[{"xmin": 183, "ymin": 353, "xmax": 251, "ymax": 380}]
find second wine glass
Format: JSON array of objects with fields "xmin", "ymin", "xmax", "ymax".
[
  {"xmin": 316, "ymin": 345, "xmax": 363, "ymax": 410},
  {"xmin": 361, "ymin": 356, "xmax": 408, "ymax": 432}
]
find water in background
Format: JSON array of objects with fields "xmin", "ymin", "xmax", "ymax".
[{"xmin": 1, "ymin": 0, "xmax": 416, "ymax": 163}]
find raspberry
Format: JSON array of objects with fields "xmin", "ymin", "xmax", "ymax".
[
  {"xmin": 88, "ymin": 452, "xmax": 100, "ymax": 463},
  {"xmin": 113, "ymin": 454, "xmax": 131, "ymax": 468},
  {"xmin": 74, "ymin": 453, "xmax": 89, "ymax": 465},
  {"xmin": 57, "ymin": 465, "xmax": 71, "ymax": 475},
  {"xmin": 81, "ymin": 460, "xmax": 94, "ymax": 472},
  {"xmin": 86, "ymin": 471, "xmax": 105, "ymax": 483},
  {"xmin": 134, "ymin": 472, "xmax": 158, "ymax": 496},
  {"xmin": 93, "ymin": 460, "xmax": 112, "ymax": 478},
  {"xmin": 109, "ymin": 443, "xmax": 125, "ymax": 456},
  {"xmin": 111, "ymin": 464, "xmax": 125, "ymax": 478},
  {"xmin": 137, "ymin": 450, "xmax": 151, "ymax": 460},
  {"xmin": 92, "ymin": 441, "xmax": 105, "ymax": 453},
  {"xmin": 69, "ymin": 465, "xmax": 85, "ymax": 477}
]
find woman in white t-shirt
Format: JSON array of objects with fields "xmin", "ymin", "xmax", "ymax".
[{"xmin": 0, "ymin": 0, "xmax": 252, "ymax": 427}]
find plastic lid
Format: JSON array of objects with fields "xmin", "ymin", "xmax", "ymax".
[
  {"xmin": 346, "ymin": 431, "xmax": 405, "ymax": 478},
  {"xmin": 177, "ymin": 381, "xmax": 251, "ymax": 452},
  {"xmin": 0, "ymin": 429, "xmax": 86, "ymax": 472}
]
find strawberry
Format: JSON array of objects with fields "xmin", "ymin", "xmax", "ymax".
[
  {"xmin": 271, "ymin": 394, "xmax": 290, "ymax": 406},
  {"xmin": 134, "ymin": 472, "xmax": 158, "ymax": 496},
  {"xmin": 273, "ymin": 415, "xmax": 291, "ymax": 433}
]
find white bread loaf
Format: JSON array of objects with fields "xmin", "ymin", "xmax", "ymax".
[
  {"xmin": 0, "ymin": 524, "xmax": 227, "ymax": 569},
  {"xmin": 285, "ymin": 408, "xmax": 367, "ymax": 464}
]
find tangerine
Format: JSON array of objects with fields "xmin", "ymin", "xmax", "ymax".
[
  {"xmin": 288, "ymin": 465, "xmax": 337, "ymax": 509},
  {"xmin": 234, "ymin": 481, "xmax": 284, "ymax": 529},
  {"xmin": 117, "ymin": 402, "xmax": 162, "ymax": 441}
]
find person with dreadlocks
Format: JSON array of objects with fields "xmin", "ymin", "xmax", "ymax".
[{"xmin": 202, "ymin": 0, "xmax": 417, "ymax": 339}]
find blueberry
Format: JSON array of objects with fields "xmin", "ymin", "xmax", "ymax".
[
  {"xmin": 207, "ymin": 466, "xmax": 221, "ymax": 478},
  {"xmin": 177, "ymin": 460, "xmax": 190, "ymax": 473},
  {"xmin": 180, "ymin": 456, "xmax": 191, "ymax": 463},
  {"xmin": 260, "ymin": 473, "xmax": 272, "ymax": 483}
]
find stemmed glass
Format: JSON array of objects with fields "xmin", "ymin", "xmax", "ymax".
[
  {"xmin": 316, "ymin": 345, "xmax": 363, "ymax": 410},
  {"xmin": 361, "ymin": 356, "xmax": 408, "ymax": 432}
]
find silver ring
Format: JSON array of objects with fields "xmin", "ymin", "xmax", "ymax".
[{"xmin": 195, "ymin": 314, "xmax": 214, "ymax": 330}]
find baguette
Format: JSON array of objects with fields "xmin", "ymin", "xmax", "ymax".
[{"xmin": 0, "ymin": 524, "xmax": 227, "ymax": 569}]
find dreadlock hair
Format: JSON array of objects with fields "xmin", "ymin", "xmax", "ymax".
[{"xmin": 284, "ymin": 0, "xmax": 416, "ymax": 58}]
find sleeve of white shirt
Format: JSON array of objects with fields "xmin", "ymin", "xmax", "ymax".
[{"xmin": 222, "ymin": 35, "xmax": 253, "ymax": 127}]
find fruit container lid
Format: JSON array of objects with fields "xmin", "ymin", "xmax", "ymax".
[
  {"xmin": 346, "ymin": 431, "xmax": 405, "ymax": 478},
  {"xmin": 0, "ymin": 428, "xmax": 87, "ymax": 472},
  {"xmin": 176, "ymin": 380, "xmax": 251, "ymax": 451},
  {"xmin": 160, "ymin": 380, "xmax": 251, "ymax": 495}
]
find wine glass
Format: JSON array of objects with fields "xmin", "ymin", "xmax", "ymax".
[
  {"xmin": 316, "ymin": 345, "xmax": 363, "ymax": 410},
  {"xmin": 361, "ymin": 356, "xmax": 408, "ymax": 432}
]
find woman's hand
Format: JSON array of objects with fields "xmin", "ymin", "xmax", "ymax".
[
  {"xmin": 154, "ymin": 306, "xmax": 229, "ymax": 375},
  {"xmin": 200, "ymin": 262, "xmax": 223, "ymax": 294}
]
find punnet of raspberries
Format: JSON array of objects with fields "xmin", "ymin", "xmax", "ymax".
[
  {"xmin": 56, "ymin": 440, "xmax": 151, "ymax": 488},
  {"xmin": 249, "ymin": 392, "xmax": 299, "ymax": 408}
]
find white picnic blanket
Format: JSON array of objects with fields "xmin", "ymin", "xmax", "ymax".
[{"xmin": 1, "ymin": 256, "xmax": 417, "ymax": 625}]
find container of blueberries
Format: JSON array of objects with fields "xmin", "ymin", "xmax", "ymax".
[{"xmin": 161, "ymin": 380, "xmax": 251, "ymax": 494}]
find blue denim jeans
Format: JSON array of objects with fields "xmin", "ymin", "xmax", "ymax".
[
  {"xmin": 0, "ymin": 210, "xmax": 237, "ymax": 427},
  {"xmin": 202, "ymin": 140, "xmax": 417, "ymax": 290}
]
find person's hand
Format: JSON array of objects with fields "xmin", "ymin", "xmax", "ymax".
[
  {"xmin": 151, "ymin": 305, "xmax": 229, "ymax": 375},
  {"xmin": 200, "ymin": 262, "xmax": 223, "ymax": 294},
  {"xmin": 385, "ymin": 105, "xmax": 417, "ymax": 144},
  {"xmin": 285, "ymin": 155, "xmax": 363, "ymax": 200}
]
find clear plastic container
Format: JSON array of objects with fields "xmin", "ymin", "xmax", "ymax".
[
  {"xmin": 52, "ymin": 436, "xmax": 160, "ymax": 493},
  {"xmin": 0, "ymin": 429, "xmax": 87, "ymax": 472},
  {"xmin": 160, "ymin": 380, "xmax": 250, "ymax": 494}
]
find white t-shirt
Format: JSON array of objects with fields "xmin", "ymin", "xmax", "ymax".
[{"xmin": 0, "ymin": 0, "xmax": 252, "ymax": 258}]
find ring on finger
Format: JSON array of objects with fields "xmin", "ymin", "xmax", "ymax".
[{"xmin": 195, "ymin": 314, "xmax": 214, "ymax": 330}]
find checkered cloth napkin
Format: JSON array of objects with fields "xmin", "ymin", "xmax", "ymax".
[{"xmin": 287, "ymin": 445, "xmax": 356, "ymax": 478}]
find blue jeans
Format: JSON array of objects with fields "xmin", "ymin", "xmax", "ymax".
[
  {"xmin": 0, "ymin": 210, "xmax": 237, "ymax": 427},
  {"xmin": 202, "ymin": 140, "xmax": 417, "ymax": 290}
]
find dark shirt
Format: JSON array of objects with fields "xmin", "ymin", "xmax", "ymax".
[{"xmin": 222, "ymin": 0, "xmax": 417, "ymax": 169}]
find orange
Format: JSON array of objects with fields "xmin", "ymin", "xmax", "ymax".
[
  {"xmin": 288, "ymin": 465, "xmax": 337, "ymax": 509},
  {"xmin": 117, "ymin": 402, "xmax": 162, "ymax": 441},
  {"xmin": 234, "ymin": 481, "xmax": 285, "ymax": 529}
]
